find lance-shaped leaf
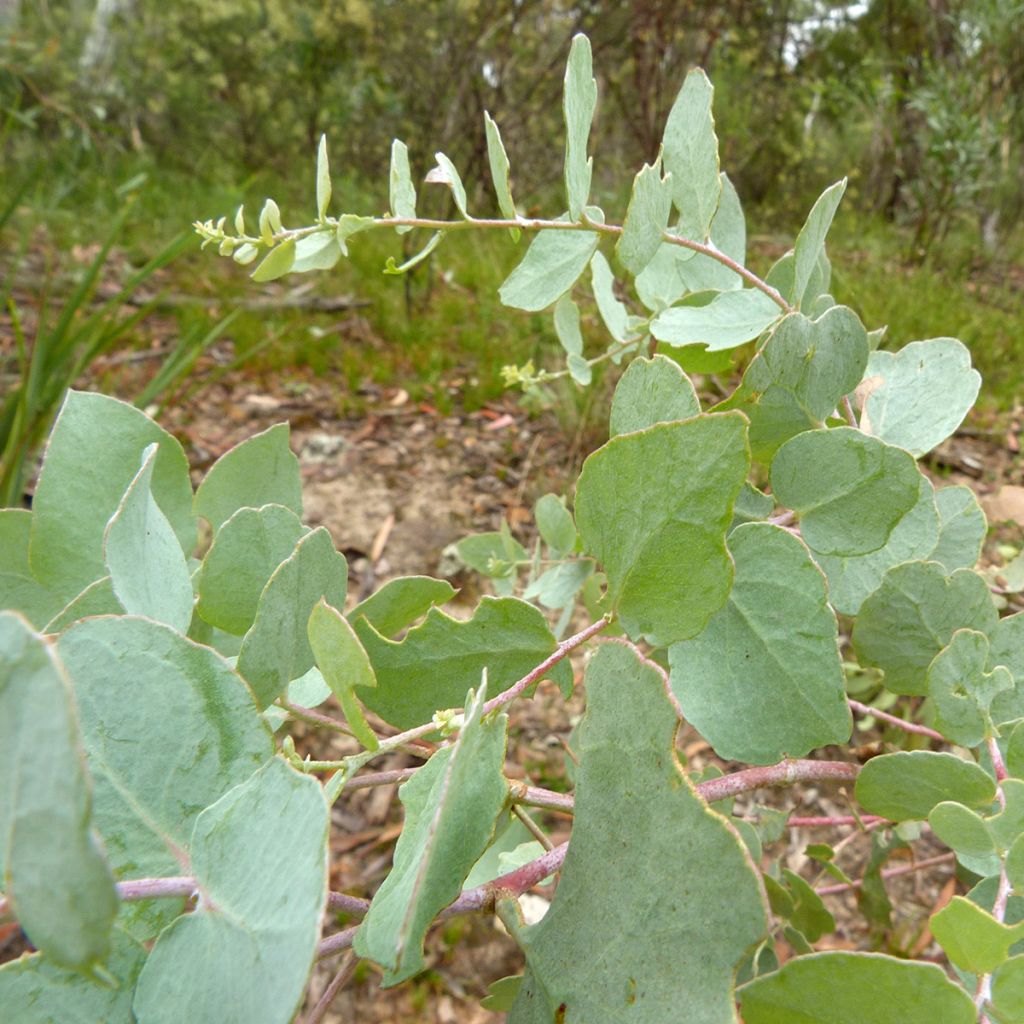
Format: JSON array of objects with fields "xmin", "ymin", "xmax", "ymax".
[
  {"xmin": 499, "ymin": 213, "xmax": 601, "ymax": 311},
  {"xmin": 733, "ymin": 305, "xmax": 869, "ymax": 462},
  {"xmin": 771, "ymin": 428, "xmax": 921, "ymax": 557},
  {"xmin": 790, "ymin": 180, "xmax": 846, "ymax": 308},
  {"xmin": 575, "ymin": 412, "xmax": 749, "ymax": 646},
  {"xmin": 563, "ymin": 34, "xmax": 596, "ymax": 220},
  {"xmin": 348, "ymin": 576, "xmax": 456, "ymax": 638},
  {"xmin": 933, "ymin": 898, "xmax": 1024, "ymax": 975},
  {"xmin": 316, "ymin": 134, "xmax": 331, "ymax": 220},
  {"xmin": 0, "ymin": 612, "xmax": 117, "ymax": 969},
  {"xmin": 57, "ymin": 616, "xmax": 272, "ymax": 939},
  {"xmin": 105, "ymin": 445, "xmax": 194, "ymax": 634},
  {"xmin": 669, "ymin": 523, "xmax": 850, "ymax": 764},
  {"xmin": 859, "ymin": 338, "xmax": 981, "ymax": 457},
  {"xmin": 651, "ymin": 288, "xmax": 781, "ymax": 350},
  {"xmin": 590, "ymin": 250, "xmax": 630, "ymax": 343},
  {"xmin": 815, "ymin": 476, "xmax": 940, "ymax": 616},
  {"xmin": 425, "ymin": 152, "xmax": 469, "ymax": 218},
  {"xmin": 236, "ymin": 527, "xmax": 348, "ymax": 709},
  {"xmin": 616, "ymin": 160, "xmax": 673, "ymax": 275},
  {"xmin": 196, "ymin": 504, "xmax": 308, "ymax": 636},
  {"xmin": 308, "ymin": 599, "xmax": 379, "ymax": 751},
  {"xmin": 553, "ymin": 294, "xmax": 584, "ymax": 358},
  {"xmin": 484, "ymin": 112, "xmax": 517, "ymax": 230},
  {"xmin": 353, "ymin": 596, "xmax": 570, "ymax": 729},
  {"xmin": 855, "ymin": 750, "xmax": 996, "ymax": 821},
  {"xmin": 677, "ymin": 173, "xmax": 746, "ymax": 293},
  {"xmin": 0, "ymin": 928, "xmax": 147, "ymax": 1024},
  {"xmin": 929, "ymin": 629, "xmax": 1012, "ymax": 747},
  {"xmin": 851, "ymin": 561, "xmax": 997, "ymax": 695},
  {"xmin": 389, "ymin": 139, "xmax": 416, "ymax": 232},
  {"xmin": 132, "ymin": 759, "xmax": 328, "ymax": 1024},
  {"xmin": 609, "ymin": 354, "xmax": 699, "ymax": 436},
  {"xmin": 194, "ymin": 422, "xmax": 302, "ymax": 535},
  {"xmin": 930, "ymin": 485, "xmax": 986, "ymax": 572},
  {"xmin": 251, "ymin": 237, "xmax": 296, "ymax": 282},
  {"xmin": 533, "ymin": 494, "xmax": 577, "ymax": 558},
  {"xmin": 990, "ymin": 613, "xmax": 1024, "ymax": 725},
  {"xmin": 355, "ymin": 684, "xmax": 509, "ymax": 984},
  {"xmin": 739, "ymin": 951, "xmax": 975, "ymax": 1024},
  {"xmin": 30, "ymin": 390, "xmax": 194, "ymax": 604},
  {"xmin": 661, "ymin": 69, "xmax": 721, "ymax": 241},
  {"xmin": 506, "ymin": 643, "xmax": 767, "ymax": 1023},
  {"xmin": 0, "ymin": 508, "xmax": 63, "ymax": 628}
]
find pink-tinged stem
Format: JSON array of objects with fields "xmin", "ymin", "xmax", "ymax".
[
  {"xmin": 815, "ymin": 852, "xmax": 955, "ymax": 896},
  {"xmin": 696, "ymin": 759, "xmax": 860, "ymax": 804},
  {"xmin": 787, "ymin": 815, "xmax": 887, "ymax": 828},
  {"xmin": 848, "ymin": 699, "xmax": 944, "ymax": 742}
]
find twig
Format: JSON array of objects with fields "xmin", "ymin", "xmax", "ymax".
[
  {"xmin": 815, "ymin": 852, "xmax": 955, "ymax": 896},
  {"xmin": 302, "ymin": 952, "xmax": 357, "ymax": 1024},
  {"xmin": 695, "ymin": 759, "xmax": 859, "ymax": 804},
  {"xmin": 787, "ymin": 815, "xmax": 887, "ymax": 828},
  {"xmin": 512, "ymin": 805, "xmax": 555, "ymax": 851},
  {"xmin": 848, "ymin": 699, "xmax": 944, "ymax": 742},
  {"xmin": 841, "ymin": 395, "xmax": 858, "ymax": 427}
]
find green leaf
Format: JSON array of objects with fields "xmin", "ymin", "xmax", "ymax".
[
  {"xmin": 355, "ymin": 684, "xmax": 509, "ymax": 984},
  {"xmin": 522, "ymin": 559, "xmax": 593, "ymax": 610},
  {"xmin": 815, "ymin": 476, "xmax": 940, "ymax": 616},
  {"xmin": 677, "ymin": 173, "xmax": 746, "ymax": 292},
  {"xmin": 932, "ymin": 897, "xmax": 1024, "ymax": 973},
  {"xmin": 193, "ymin": 423, "xmax": 302, "ymax": 534},
  {"xmin": 781, "ymin": 868, "xmax": 835, "ymax": 943},
  {"xmin": 258, "ymin": 198, "xmax": 282, "ymax": 243},
  {"xmin": 731, "ymin": 483, "xmax": 775, "ymax": 530},
  {"xmin": 860, "ymin": 339, "xmax": 981, "ymax": 457},
  {"xmin": 506, "ymin": 643, "xmax": 767, "ymax": 1023},
  {"xmin": 855, "ymin": 750, "xmax": 996, "ymax": 821},
  {"xmin": 348, "ymin": 576, "xmax": 456, "ymax": 639},
  {"xmin": 481, "ymin": 975, "xmax": 523, "ymax": 1013},
  {"xmin": 0, "ymin": 929, "xmax": 146, "ymax": 1024},
  {"xmin": 553, "ymin": 294, "xmax": 583, "ymax": 356},
  {"xmin": 30, "ymin": 390, "xmax": 195, "ymax": 605},
  {"xmin": 669, "ymin": 523, "xmax": 850, "ymax": 764},
  {"xmin": 609, "ymin": 354, "xmax": 699, "ymax": 436},
  {"xmin": 484, "ymin": 112, "xmax": 517, "ymax": 229},
  {"xmin": 590, "ymin": 250, "xmax": 630, "ymax": 343},
  {"xmin": 929, "ymin": 801, "xmax": 1000, "ymax": 877},
  {"xmin": 650, "ymin": 288, "xmax": 780, "ymax": 350},
  {"xmin": 132, "ymin": 759, "xmax": 328, "ymax": 1024},
  {"xmin": 990, "ymin": 614, "xmax": 1024, "ymax": 725},
  {"xmin": 250, "ymin": 237, "xmax": 296, "ymax": 282},
  {"xmin": 635, "ymin": 239, "xmax": 694, "ymax": 312},
  {"xmin": 930, "ymin": 485, "xmax": 986, "ymax": 572},
  {"xmin": 0, "ymin": 612, "xmax": 117, "ymax": 969},
  {"xmin": 562, "ymin": 34, "xmax": 596, "ymax": 220},
  {"xmin": 353, "ymin": 596, "xmax": 570, "ymax": 729},
  {"xmin": 991, "ymin": 955, "xmax": 1024, "ymax": 1024},
  {"xmin": 382, "ymin": 229, "xmax": 444, "ymax": 275},
  {"xmin": 739, "ymin": 951, "xmax": 975, "ymax": 1024},
  {"xmin": 425, "ymin": 152, "xmax": 469, "ymax": 218},
  {"xmin": 851, "ymin": 561, "xmax": 997, "ymax": 695},
  {"xmin": 307, "ymin": 599, "xmax": 379, "ymax": 751},
  {"xmin": 1008, "ymin": 719, "xmax": 1024, "ymax": 778},
  {"xmin": 734, "ymin": 305, "xmax": 869, "ymax": 462},
  {"xmin": 0, "ymin": 508, "xmax": 63, "ymax": 628},
  {"xmin": 792, "ymin": 180, "xmax": 846, "ymax": 308},
  {"xmin": 989, "ymin": 779, "xmax": 1024, "ymax": 851},
  {"xmin": 291, "ymin": 231, "xmax": 342, "ymax": 273},
  {"xmin": 771, "ymin": 428, "xmax": 922, "ymax": 557},
  {"xmin": 389, "ymin": 139, "xmax": 417, "ymax": 232},
  {"xmin": 236, "ymin": 527, "xmax": 349, "ymax": 709},
  {"xmin": 104, "ymin": 444, "xmax": 194, "ymax": 634},
  {"xmin": 44, "ymin": 576, "xmax": 123, "ymax": 634},
  {"xmin": 335, "ymin": 214, "xmax": 375, "ymax": 253},
  {"xmin": 195, "ymin": 504, "xmax": 308, "ymax": 636},
  {"xmin": 929, "ymin": 629, "xmax": 1012, "ymax": 747},
  {"xmin": 575, "ymin": 412, "xmax": 749, "ymax": 646},
  {"xmin": 456, "ymin": 530, "xmax": 526, "ymax": 578},
  {"xmin": 316, "ymin": 134, "xmax": 331, "ymax": 220},
  {"xmin": 499, "ymin": 214, "xmax": 601, "ymax": 311},
  {"xmin": 567, "ymin": 352, "xmax": 592, "ymax": 386},
  {"xmin": 56, "ymin": 617, "xmax": 272, "ymax": 938},
  {"xmin": 534, "ymin": 494, "xmax": 577, "ymax": 557},
  {"xmin": 616, "ymin": 160, "xmax": 673, "ymax": 275},
  {"xmin": 661, "ymin": 68, "xmax": 721, "ymax": 241}
]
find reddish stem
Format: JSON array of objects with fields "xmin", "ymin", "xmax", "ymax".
[{"xmin": 848, "ymin": 699, "xmax": 944, "ymax": 742}]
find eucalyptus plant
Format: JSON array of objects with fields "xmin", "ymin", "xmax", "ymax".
[{"xmin": 2, "ymin": 33, "xmax": 1023, "ymax": 1024}]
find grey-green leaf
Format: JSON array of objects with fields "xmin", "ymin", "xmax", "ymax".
[
  {"xmin": 104, "ymin": 444, "xmax": 194, "ymax": 634},
  {"xmin": 194, "ymin": 422, "xmax": 302, "ymax": 534},
  {"xmin": 316, "ymin": 134, "xmax": 331, "ymax": 220},
  {"xmin": 236, "ymin": 526, "xmax": 349, "ymax": 709},
  {"xmin": 930, "ymin": 485, "xmax": 986, "ymax": 572},
  {"xmin": 929, "ymin": 801, "xmax": 1001, "ymax": 877},
  {"xmin": 354, "ymin": 685, "xmax": 509, "ymax": 984},
  {"xmin": 425, "ymin": 152, "xmax": 469, "ymax": 218},
  {"xmin": 389, "ymin": 139, "xmax": 416, "ymax": 232},
  {"xmin": 132, "ymin": 759, "xmax": 328, "ymax": 1024},
  {"xmin": 0, "ymin": 508, "xmax": 63, "ymax": 628},
  {"xmin": 562, "ymin": 34, "xmax": 596, "ymax": 220},
  {"xmin": 534, "ymin": 494, "xmax": 577, "ymax": 557},
  {"xmin": 575, "ymin": 412, "xmax": 749, "ymax": 646},
  {"xmin": 484, "ymin": 112, "xmax": 517, "ymax": 226},
  {"xmin": 507, "ymin": 643, "xmax": 767, "ymax": 1023},
  {"xmin": 855, "ymin": 750, "xmax": 996, "ymax": 821},
  {"xmin": 677, "ymin": 173, "xmax": 746, "ymax": 292},
  {"xmin": 0, "ymin": 612, "xmax": 117, "ymax": 969},
  {"xmin": 348, "ymin": 576, "xmax": 456, "ymax": 639},
  {"xmin": 989, "ymin": 613, "xmax": 1024, "ymax": 725},
  {"xmin": 851, "ymin": 561, "xmax": 997, "ymax": 695},
  {"xmin": 661, "ymin": 68, "xmax": 721, "ymax": 241},
  {"xmin": 669, "ymin": 523, "xmax": 850, "ymax": 764},
  {"xmin": 250, "ymin": 237, "xmax": 296, "ymax": 282},
  {"xmin": 860, "ymin": 338, "xmax": 981, "ymax": 457},
  {"xmin": 650, "ymin": 288, "xmax": 781, "ymax": 350},
  {"xmin": 771, "ymin": 428, "xmax": 922, "ymax": 557},
  {"xmin": 792, "ymin": 179, "xmax": 846, "ymax": 308},
  {"xmin": 553, "ymin": 295, "xmax": 583, "ymax": 356},
  {"xmin": 590, "ymin": 250, "xmax": 630, "ymax": 343},
  {"xmin": 609, "ymin": 354, "xmax": 699, "ymax": 436},
  {"xmin": 499, "ymin": 216, "xmax": 600, "ymax": 311},
  {"xmin": 616, "ymin": 160, "xmax": 673, "ymax": 275},
  {"xmin": 291, "ymin": 232, "xmax": 342, "ymax": 273}
]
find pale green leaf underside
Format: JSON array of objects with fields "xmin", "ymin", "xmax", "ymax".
[
  {"xmin": 484, "ymin": 112, "xmax": 516, "ymax": 223},
  {"xmin": 590, "ymin": 250, "xmax": 630, "ymax": 343},
  {"xmin": 616, "ymin": 160, "xmax": 673, "ymax": 276},
  {"xmin": 132, "ymin": 759, "xmax": 328, "ymax": 1024},
  {"xmin": 678, "ymin": 173, "xmax": 746, "ymax": 292},
  {"xmin": 609, "ymin": 354, "xmax": 699, "ymax": 436},
  {"xmin": 0, "ymin": 612, "xmax": 117, "ymax": 969},
  {"xmin": 791, "ymin": 179, "xmax": 846, "ymax": 308},
  {"xmin": 575, "ymin": 413, "xmax": 749, "ymax": 646},
  {"xmin": 509, "ymin": 642, "xmax": 767, "ymax": 1023},
  {"xmin": 669, "ymin": 523, "xmax": 850, "ymax": 764},
  {"xmin": 650, "ymin": 288, "xmax": 780, "ymax": 350},
  {"xmin": 389, "ymin": 139, "xmax": 416, "ymax": 232},
  {"xmin": 563, "ymin": 34, "xmax": 596, "ymax": 220},
  {"xmin": 931, "ymin": 485, "xmax": 986, "ymax": 573}
]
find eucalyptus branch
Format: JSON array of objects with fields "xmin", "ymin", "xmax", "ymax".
[
  {"xmin": 848, "ymin": 699, "xmax": 944, "ymax": 742},
  {"xmin": 301, "ymin": 952, "xmax": 357, "ymax": 1024},
  {"xmin": 814, "ymin": 852, "xmax": 955, "ymax": 897}
]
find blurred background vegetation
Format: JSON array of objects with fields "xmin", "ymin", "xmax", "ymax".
[{"xmin": 1, "ymin": 0, "xmax": 1022, "ymax": 455}]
